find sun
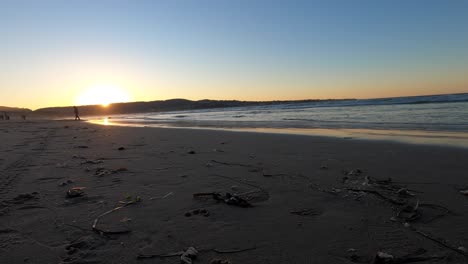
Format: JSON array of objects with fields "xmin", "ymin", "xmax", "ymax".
[{"xmin": 75, "ymin": 85, "xmax": 132, "ymax": 107}]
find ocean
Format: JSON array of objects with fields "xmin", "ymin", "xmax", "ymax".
[{"xmin": 90, "ymin": 93, "xmax": 468, "ymax": 147}]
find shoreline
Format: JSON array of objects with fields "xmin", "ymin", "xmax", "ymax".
[
  {"xmin": 1, "ymin": 120, "xmax": 467, "ymax": 263},
  {"xmin": 88, "ymin": 117, "xmax": 468, "ymax": 149}
]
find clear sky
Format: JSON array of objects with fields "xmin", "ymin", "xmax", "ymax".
[{"xmin": 1, "ymin": 0, "xmax": 468, "ymax": 109}]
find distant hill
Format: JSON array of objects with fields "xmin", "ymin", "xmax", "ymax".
[
  {"xmin": 0, "ymin": 106, "xmax": 32, "ymax": 113},
  {"xmin": 32, "ymin": 98, "xmax": 338, "ymax": 117}
]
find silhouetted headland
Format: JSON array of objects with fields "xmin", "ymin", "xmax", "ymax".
[{"xmin": 30, "ymin": 98, "xmax": 350, "ymax": 118}]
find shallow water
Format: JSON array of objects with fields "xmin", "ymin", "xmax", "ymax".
[{"xmin": 89, "ymin": 93, "xmax": 468, "ymax": 148}]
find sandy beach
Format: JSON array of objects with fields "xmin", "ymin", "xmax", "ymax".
[{"xmin": 1, "ymin": 120, "xmax": 467, "ymax": 264}]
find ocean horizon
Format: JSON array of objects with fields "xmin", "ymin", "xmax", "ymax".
[{"xmin": 89, "ymin": 93, "xmax": 468, "ymax": 147}]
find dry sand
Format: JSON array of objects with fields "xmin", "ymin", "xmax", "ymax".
[{"xmin": 0, "ymin": 120, "xmax": 467, "ymax": 264}]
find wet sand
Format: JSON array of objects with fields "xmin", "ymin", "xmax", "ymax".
[{"xmin": 0, "ymin": 120, "xmax": 467, "ymax": 263}]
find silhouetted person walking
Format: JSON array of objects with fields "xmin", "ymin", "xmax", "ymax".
[{"xmin": 74, "ymin": 106, "xmax": 80, "ymax": 121}]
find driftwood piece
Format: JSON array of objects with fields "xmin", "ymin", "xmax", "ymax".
[
  {"xmin": 92, "ymin": 199, "xmax": 140, "ymax": 235},
  {"xmin": 137, "ymin": 246, "xmax": 256, "ymax": 260},
  {"xmin": 193, "ymin": 192, "xmax": 252, "ymax": 208},
  {"xmin": 212, "ymin": 246, "xmax": 257, "ymax": 254},
  {"xmin": 345, "ymin": 188, "xmax": 406, "ymax": 205},
  {"xmin": 409, "ymin": 227, "xmax": 468, "ymax": 258}
]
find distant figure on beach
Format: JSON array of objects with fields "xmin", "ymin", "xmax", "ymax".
[
  {"xmin": 21, "ymin": 114, "xmax": 26, "ymax": 120},
  {"xmin": 74, "ymin": 106, "xmax": 80, "ymax": 121},
  {"xmin": 4, "ymin": 112, "xmax": 9, "ymax": 120}
]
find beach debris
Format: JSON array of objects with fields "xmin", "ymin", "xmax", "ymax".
[
  {"xmin": 185, "ymin": 208, "xmax": 209, "ymax": 217},
  {"xmin": 373, "ymin": 251, "xmax": 394, "ymax": 263},
  {"xmin": 181, "ymin": 247, "xmax": 198, "ymax": 264},
  {"xmin": 81, "ymin": 159, "xmax": 103, "ymax": 165},
  {"xmin": 290, "ymin": 208, "xmax": 322, "ymax": 216},
  {"xmin": 138, "ymin": 246, "xmax": 256, "ymax": 260},
  {"xmin": 154, "ymin": 166, "xmax": 178, "ymax": 171},
  {"xmin": 187, "ymin": 150, "xmax": 196, "ymax": 154},
  {"xmin": 320, "ymin": 165, "xmax": 328, "ymax": 170},
  {"xmin": 118, "ymin": 147, "xmax": 125, "ymax": 151},
  {"xmin": 460, "ymin": 190, "xmax": 468, "ymax": 196},
  {"xmin": 397, "ymin": 202, "xmax": 451, "ymax": 224},
  {"xmin": 212, "ymin": 246, "xmax": 257, "ymax": 254},
  {"xmin": 210, "ymin": 259, "xmax": 231, "ymax": 264},
  {"xmin": 210, "ymin": 159, "xmax": 256, "ymax": 168},
  {"xmin": 458, "ymin": 246, "xmax": 467, "ymax": 253},
  {"xmin": 66, "ymin": 187, "xmax": 85, "ymax": 198},
  {"xmin": 11, "ymin": 192, "xmax": 38, "ymax": 204},
  {"xmin": 120, "ymin": 217, "xmax": 132, "ymax": 223},
  {"xmin": 347, "ymin": 248, "xmax": 357, "ymax": 253},
  {"xmin": 58, "ymin": 179, "xmax": 74, "ymax": 187},
  {"xmin": 95, "ymin": 167, "xmax": 128, "ymax": 177},
  {"xmin": 368, "ymin": 248, "xmax": 446, "ymax": 264},
  {"xmin": 346, "ymin": 169, "xmax": 363, "ymax": 177},
  {"xmin": 262, "ymin": 169, "xmax": 286, "ymax": 177},
  {"xmin": 362, "ymin": 176, "xmax": 371, "ymax": 186},
  {"xmin": 396, "ymin": 188, "xmax": 415, "ymax": 197},
  {"xmin": 55, "ymin": 162, "xmax": 69, "ymax": 168},
  {"xmin": 150, "ymin": 192, "xmax": 174, "ymax": 200},
  {"xmin": 310, "ymin": 184, "xmax": 335, "ymax": 194},
  {"xmin": 345, "ymin": 188, "xmax": 406, "ymax": 205},
  {"xmin": 409, "ymin": 226, "xmax": 468, "ymax": 257},
  {"xmin": 136, "ymin": 247, "xmax": 198, "ymax": 263},
  {"xmin": 397, "ymin": 200, "xmax": 420, "ymax": 222},
  {"xmin": 74, "ymin": 145, "xmax": 89, "ymax": 149},
  {"xmin": 92, "ymin": 198, "xmax": 140, "ymax": 235},
  {"xmin": 193, "ymin": 192, "xmax": 252, "ymax": 208},
  {"xmin": 72, "ymin": 155, "xmax": 86, "ymax": 159},
  {"xmin": 324, "ymin": 187, "xmax": 342, "ymax": 195},
  {"xmin": 95, "ymin": 168, "xmax": 111, "ymax": 177}
]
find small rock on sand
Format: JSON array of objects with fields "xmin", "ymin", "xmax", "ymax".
[{"xmin": 66, "ymin": 187, "xmax": 85, "ymax": 198}]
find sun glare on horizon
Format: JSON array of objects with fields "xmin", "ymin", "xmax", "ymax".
[{"xmin": 75, "ymin": 85, "xmax": 132, "ymax": 107}]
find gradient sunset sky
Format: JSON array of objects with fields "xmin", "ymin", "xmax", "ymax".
[{"xmin": 1, "ymin": 0, "xmax": 468, "ymax": 109}]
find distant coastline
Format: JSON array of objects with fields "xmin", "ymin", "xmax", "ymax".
[
  {"xmin": 1, "ymin": 92, "xmax": 467, "ymax": 118},
  {"xmin": 10, "ymin": 98, "xmax": 356, "ymax": 118}
]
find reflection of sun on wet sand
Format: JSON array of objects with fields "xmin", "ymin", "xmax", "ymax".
[{"xmin": 1, "ymin": 120, "xmax": 468, "ymax": 263}]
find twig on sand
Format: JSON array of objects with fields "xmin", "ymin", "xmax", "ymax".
[
  {"xmin": 210, "ymin": 159, "xmax": 256, "ymax": 168},
  {"xmin": 92, "ymin": 199, "xmax": 140, "ymax": 235},
  {"xmin": 409, "ymin": 227, "xmax": 468, "ymax": 258},
  {"xmin": 154, "ymin": 166, "xmax": 179, "ymax": 171},
  {"xmin": 193, "ymin": 192, "xmax": 252, "ymax": 208},
  {"xmin": 345, "ymin": 188, "xmax": 406, "ymax": 205},
  {"xmin": 137, "ymin": 252, "xmax": 183, "ymax": 259},
  {"xmin": 137, "ymin": 246, "xmax": 257, "ymax": 260},
  {"xmin": 212, "ymin": 246, "xmax": 257, "ymax": 254},
  {"xmin": 150, "ymin": 192, "xmax": 174, "ymax": 200}
]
